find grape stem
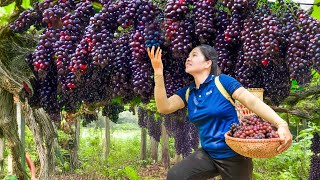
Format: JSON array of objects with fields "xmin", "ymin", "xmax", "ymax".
[{"xmin": 295, "ymin": 2, "xmax": 320, "ymax": 6}]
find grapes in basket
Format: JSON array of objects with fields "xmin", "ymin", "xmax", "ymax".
[{"xmin": 228, "ymin": 116, "xmax": 279, "ymax": 139}]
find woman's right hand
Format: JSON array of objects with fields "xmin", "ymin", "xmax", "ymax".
[{"xmin": 147, "ymin": 46, "xmax": 163, "ymax": 74}]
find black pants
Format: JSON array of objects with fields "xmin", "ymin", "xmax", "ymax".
[{"xmin": 167, "ymin": 148, "xmax": 253, "ymax": 180}]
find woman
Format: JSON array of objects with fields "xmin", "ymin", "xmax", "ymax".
[{"xmin": 147, "ymin": 45, "xmax": 292, "ymax": 180}]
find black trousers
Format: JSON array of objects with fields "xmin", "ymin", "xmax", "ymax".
[{"xmin": 167, "ymin": 148, "xmax": 253, "ymax": 180}]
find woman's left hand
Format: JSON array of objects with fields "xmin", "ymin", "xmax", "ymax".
[{"xmin": 277, "ymin": 125, "xmax": 293, "ymax": 153}]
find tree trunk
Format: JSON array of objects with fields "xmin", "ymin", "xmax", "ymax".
[
  {"xmin": 0, "ymin": 138, "xmax": 4, "ymax": 172},
  {"xmin": 70, "ymin": 117, "xmax": 80, "ymax": 170},
  {"xmin": 161, "ymin": 124, "xmax": 170, "ymax": 169},
  {"xmin": 22, "ymin": 102, "xmax": 57, "ymax": 180},
  {"xmin": 104, "ymin": 116, "xmax": 111, "ymax": 159},
  {"xmin": 140, "ymin": 128, "xmax": 147, "ymax": 160},
  {"xmin": 150, "ymin": 136, "xmax": 159, "ymax": 162},
  {"xmin": 0, "ymin": 88, "xmax": 27, "ymax": 179}
]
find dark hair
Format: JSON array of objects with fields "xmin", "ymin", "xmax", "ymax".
[{"xmin": 196, "ymin": 44, "xmax": 221, "ymax": 76}]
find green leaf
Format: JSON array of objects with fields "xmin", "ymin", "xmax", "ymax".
[
  {"xmin": 5, "ymin": 175, "xmax": 17, "ymax": 180},
  {"xmin": 0, "ymin": 2, "xmax": 15, "ymax": 26},
  {"xmin": 92, "ymin": 1, "xmax": 102, "ymax": 12},
  {"xmin": 21, "ymin": 0, "xmax": 32, "ymax": 9},
  {"xmin": 312, "ymin": 0, "xmax": 320, "ymax": 20}
]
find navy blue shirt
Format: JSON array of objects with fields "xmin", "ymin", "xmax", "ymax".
[{"xmin": 176, "ymin": 74, "xmax": 242, "ymax": 159}]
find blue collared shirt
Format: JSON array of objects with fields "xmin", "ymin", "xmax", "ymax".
[{"xmin": 176, "ymin": 74, "xmax": 242, "ymax": 159}]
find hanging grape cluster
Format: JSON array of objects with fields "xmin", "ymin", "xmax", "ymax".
[
  {"xmin": 102, "ymin": 103, "xmax": 125, "ymax": 123},
  {"xmin": 137, "ymin": 107, "xmax": 162, "ymax": 142},
  {"xmin": 82, "ymin": 113, "xmax": 98, "ymax": 127},
  {"xmin": 309, "ymin": 132, "xmax": 320, "ymax": 180},
  {"xmin": 163, "ymin": 108, "xmax": 199, "ymax": 157},
  {"xmin": 137, "ymin": 107, "xmax": 198, "ymax": 156}
]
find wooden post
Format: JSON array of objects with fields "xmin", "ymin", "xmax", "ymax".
[
  {"xmin": 16, "ymin": 100, "xmax": 26, "ymax": 170},
  {"xmin": 140, "ymin": 128, "xmax": 147, "ymax": 160},
  {"xmin": 8, "ymin": 154, "xmax": 13, "ymax": 175},
  {"xmin": 150, "ymin": 136, "xmax": 159, "ymax": 162},
  {"xmin": 0, "ymin": 138, "xmax": 3, "ymax": 172},
  {"xmin": 104, "ymin": 116, "xmax": 111, "ymax": 159},
  {"xmin": 161, "ymin": 123, "xmax": 170, "ymax": 169},
  {"xmin": 70, "ymin": 117, "xmax": 80, "ymax": 170}
]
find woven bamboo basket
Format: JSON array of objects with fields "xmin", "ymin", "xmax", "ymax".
[
  {"xmin": 235, "ymin": 88, "xmax": 264, "ymax": 120},
  {"xmin": 224, "ymin": 131, "xmax": 281, "ymax": 158}
]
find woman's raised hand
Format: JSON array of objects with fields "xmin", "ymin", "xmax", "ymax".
[{"xmin": 147, "ymin": 46, "xmax": 163, "ymax": 74}]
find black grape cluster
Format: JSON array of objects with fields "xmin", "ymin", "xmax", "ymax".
[
  {"xmin": 164, "ymin": 19, "xmax": 178, "ymax": 43},
  {"xmin": 26, "ymin": 77, "xmax": 41, "ymax": 108},
  {"xmin": 224, "ymin": 0, "xmax": 258, "ymax": 43},
  {"xmin": 144, "ymin": 21, "xmax": 164, "ymax": 49},
  {"xmin": 309, "ymin": 154, "xmax": 320, "ymax": 180},
  {"xmin": 135, "ymin": 0, "xmax": 160, "ymax": 28},
  {"xmin": 164, "ymin": 0, "xmax": 189, "ymax": 21},
  {"xmin": 42, "ymin": 0, "xmax": 76, "ymax": 27},
  {"xmin": 224, "ymin": 0, "xmax": 247, "ymax": 42},
  {"xmin": 26, "ymin": 39, "xmax": 61, "ymax": 121},
  {"xmin": 55, "ymin": 1, "xmax": 95, "ymax": 90},
  {"xmin": 297, "ymin": 10, "xmax": 320, "ymax": 75},
  {"xmin": 38, "ymin": 71, "xmax": 60, "ymax": 116},
  {"xmin": 163, "ymin": 58, "xmax": 189, "ymax": 96},
  {"xmin": 147, "ymin": 113, "xmax": 162, "ymax": 142},
  {"xmin": 284, "ymin": 9, "xmax": 320, "ymax": 86},
  {"xmin": 82, "ymin": 113, "xmax": 98, "ymax": 127},
  {"xmin": 102, "ymin": 104, "xmax": 125, "ymax": 123},
  {"xmin": 110, "ymin": 34, "xmax": 134, "ymax": 101},
  {"xmin": 90, "ymin": 29, "xmax": 114, "ymax": 69},
  {"xmin": 311, "ymin": 132, "xmax": 320, "ymax": 154},
  {"xmin": 277, "ymin": 2, "xmax": 299, "ymax": 51},
  {"xmin": 259, "ymin": 14, "xmax": 281, "ymax": 66},
  {"xmin": 129, "ymin": 30, "xmax": 154, "ymax": 103},
  {"xmin": 286, "ymin": 31, "xmax": 312, "ymax": 85},
  {"xmin": 117, "ymin": 0, "xmax": 160, "ymax": 29},
  {"xmin": 215, "ymin": 10, "xmax": 236, "ymax": 75},
  {"xmin": 130, "ymin": 30, "xmax": 147, "ymax": 60},
  {"xmin": 138, "ymin": 107, "xmax": 148, "ymax": 128},
  {"xmin": 31, "ymin": 28, "xmax": 60, "ymax": 78},
  {"xmin": 10, "ymin": 9, "xmax": 43, "ymax": 33},
  {"xmin": 42, "ymin": 8, "xmax": 63, "ymax": 26},
  {"xmin": 194, "ymin": 0, "xmax": 216, "ymax": 44},
  {"xmin": 174, "ymin": 118, "xmax": 199, "ymax": 157},
  {"xmin": 78, "ymin": 68, "xmax": 113, "ymax": 103},
  {"xmin": 261, "ymin": 61, "xmax": 291, "ymax": 106},
  {"xmin": 170, "ymin": 18, "xmax": 194, "ymax": 60},
  {"xmin": 86, "ymin": 2, "xmax": 122, "ymax": 69},
  {"xmin": 314, "ymin": 34, "xmax": 320, "ymax": 72},
  {"xmin": 163, "ymin": 108, "xmax": 185, "ymax": 136},
  {"xmin": 229, "ymin": 115, "xmax": 279, "ymax": 139},
  {"xmin": 234, "ymin": 50, "xmax": 263, "ymax": 88},
  {"xmin": 309, "ymin": 133, "xmax": 320, "ymax": 180},
  {"xmin": 240, "ymin": 9, "xmax": 262, "ymax": 67},
  {"xmin": 163, "ymin": 109, "xmax": 199, "ymax": 157},
  {"xmin": 10, "ymin": 1, "xmax": 53, "ymax": 33},
  {"xmin": 74, "ymin": 3, "xmax": 121, "ymax": 72},
  {"xmin": 117, "ymin": 0, "xmax": 136, "ymax": 28}
]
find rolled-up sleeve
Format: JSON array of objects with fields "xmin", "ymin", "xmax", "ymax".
[
  {"xmin": 219, "ymin": 74, "xmax": 242, "ymax": 95},
  {"xmin": 175, "ymin": 86, "xmax": 189, "ymax": 105}
]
